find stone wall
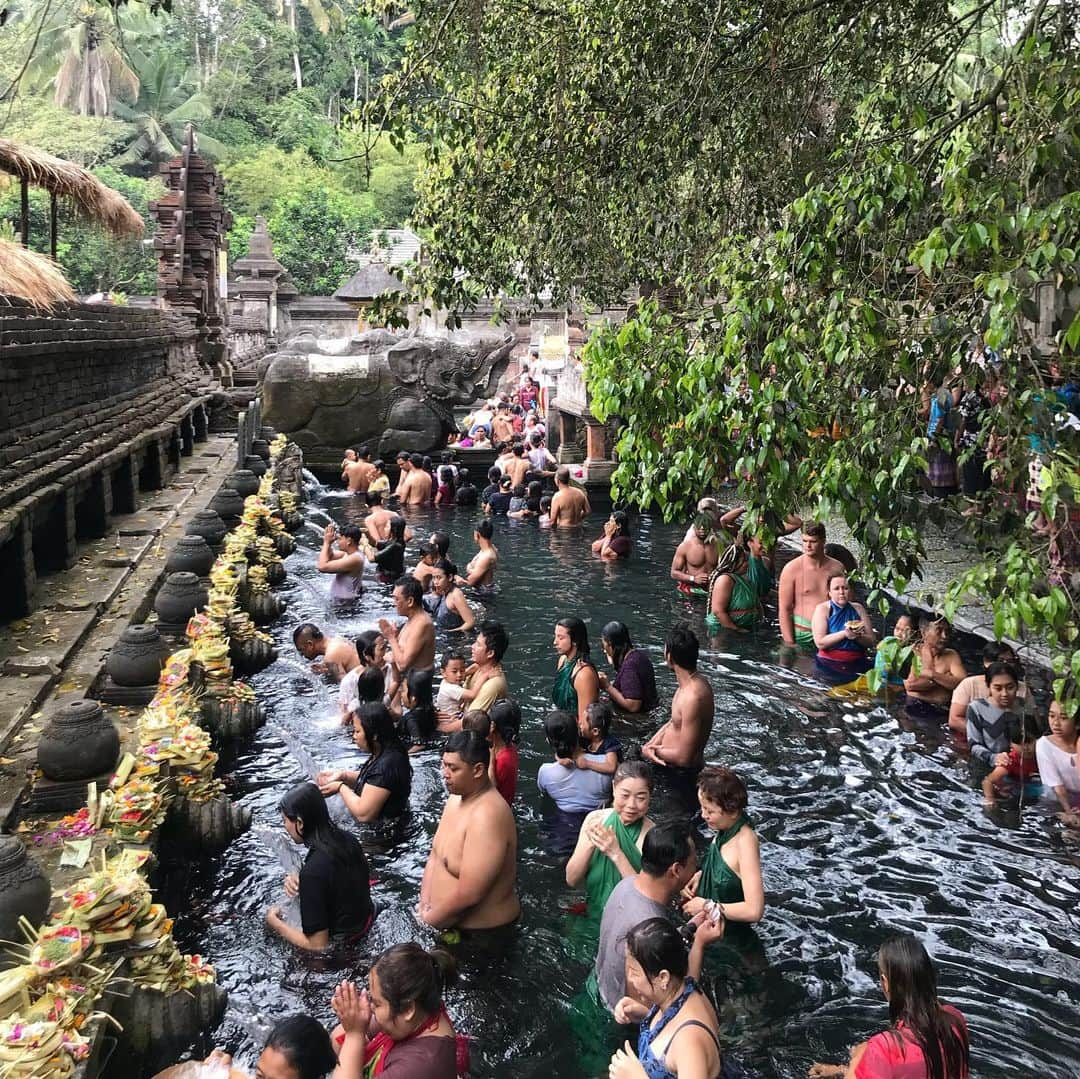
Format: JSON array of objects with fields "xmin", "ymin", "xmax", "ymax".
[{"xmin": 0, "ymin": 299, "xmax": 216, "ymax": 622}]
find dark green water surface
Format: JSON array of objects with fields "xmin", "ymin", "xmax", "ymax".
[{"xmin": 163, "ymin": 486, "xmax": 1080, "ymax": 1078}]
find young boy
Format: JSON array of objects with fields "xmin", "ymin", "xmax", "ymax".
[
  {"xmin": 981, "ymin": 714, "xmax": 1038, "ymax": 805},
  {"xmin": 436, "ymin": 651, "xmax": 468, "ymax": 716},
  {"xmin": 575, "ymin": 701, "xmax": 622, "ymax": 777},
  {"xmin": 966, "ymin": 661, "xmax": 1021, "ymax": 767}
]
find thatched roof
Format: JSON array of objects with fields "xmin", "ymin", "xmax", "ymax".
[
  {"xmin": 0, "ymin": 138, "xmax": 144, "ymax": 238},
  {"xmin": 0, "ymin": 238, "xmax": 76, "ymax": 309},
  {"xmin": 334, "ymin": 262, "xmax": 402, "ymax": 302}
]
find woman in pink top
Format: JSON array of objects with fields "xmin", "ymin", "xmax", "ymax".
[{"xmin": 810, "ymin": 935, "xmax": 969, "ymax": 1079}]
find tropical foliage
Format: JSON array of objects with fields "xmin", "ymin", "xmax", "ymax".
[{"xmin": 0, "ymin": 0, "xmax": 418, "ymax": 291}]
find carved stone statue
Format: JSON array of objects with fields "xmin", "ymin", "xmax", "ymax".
[{"xmin": 260, "ymin": 327, "xmax": 514, "ymax": 460}]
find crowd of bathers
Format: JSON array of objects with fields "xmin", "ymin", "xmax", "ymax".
[{"xmin": 177, "ymin": 424, "xmax": 1080, "ymax": 1079}]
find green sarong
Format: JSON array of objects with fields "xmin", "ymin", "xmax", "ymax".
[
  {"xmin": 698, "ymin": 813, "xmax": 751, "ymax": 904},
  {"xmin": 584, "ymin": 811, "xmax": 644, "ymax": 920},
  {"xmin": 552, "ymin": 658, "xmax": 577, "ymax": 712}
]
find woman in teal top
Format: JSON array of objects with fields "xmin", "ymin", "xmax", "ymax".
[
  {"xmin": 565, "ymin": 761, "xmax": 654, "ymax": 923},
  {"xmin": 706, "ymin": 544, "xmax": 760, "ymax": 634},
  {"xmin": 682, "ymin": 767, "xmax": 765, "ymax": 923},
  {"xmin": 552, "ymin": 616, "xmax": 600, "ymax": 735}
]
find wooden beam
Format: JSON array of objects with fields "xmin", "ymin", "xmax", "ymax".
[
  {"xmin": 49, "ymin": 192, "xmax": 57, "ymax": 260},
  {"xmin": 20, "ymin": 177, "xmax": 29, "ymax": 247}
]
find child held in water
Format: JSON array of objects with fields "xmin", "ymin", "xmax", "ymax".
[
  {"xmin": 981, "ymin": 714, "xmax": 1039, "ymax": 805},
  {"xmin": 575, "ymin": 701, "xmax": 622, "ymax": 777},
  {"xmin": 435, "ymin": 651, "xmax": 467, "ymax": 716}
]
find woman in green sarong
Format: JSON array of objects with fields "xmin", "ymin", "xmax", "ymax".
[
  {"xmin": 681, "ymin": 766, "xmax": 764, "ymax": 923},
  {"xmin": 565, "ymin": 761, "xmax": 654, "ymax": 922},
  {"xmin": 705, "ymin": 543, "xmax": 761, "ymax": 634},
  {"xmin": 552, "ymin": 616, "xmax": 600, "ymax": 735}
]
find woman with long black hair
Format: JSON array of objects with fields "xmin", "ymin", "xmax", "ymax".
[
  {"xmin": 810, "ymin": 934, "xmax": 969, "ymax": 1078},
  {"xmin": 265, "ymin": 782, "xmax": 374, "ymax": 951},
  {"xmin": 552, "ymin": 616, "xmax": 600, "ymax": 735},
  {"xmin": 317, "ymin": 703, "xmax": 412, "ymax": 821},
  {"xmin": 597, "ymin": 620, "xmax": 659, "ymax": 714}
]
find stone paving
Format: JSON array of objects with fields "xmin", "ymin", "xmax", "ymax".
[{"xmin": 0, "ymin": 437, "xmax": 237, "ymax": 825}]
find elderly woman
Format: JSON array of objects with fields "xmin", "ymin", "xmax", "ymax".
[{"xmin": 811, "ymin": 574, "xmax": 877, "ymax": 675}]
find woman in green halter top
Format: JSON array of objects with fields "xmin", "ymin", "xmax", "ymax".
[
  {"xmin": 552, "ymin": 617, "xmax": 600, "ymax": 734},
  {"xmin": 565, "ymin": 762, "xmax": 654, "ymax": 922},
  {"xmin": 682, "ymin": 767, "xmax": 765, "ymax": 924},
  {"xmin": 705, "ymin": 542, "xmax": 760, "ymax": 635}
]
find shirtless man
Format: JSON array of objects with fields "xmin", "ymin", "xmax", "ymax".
[
  {"xmin": 903, "ymin": 615, "xmax": 967, "ymax": 718},
  {"xmin": 504, "ymin": 444, "xmax": 532, "ymax": 488},
  {"xmin": 670, "ymin": 515, "xmax": 718, "ymax": 593},
  {"xmin": 642, "ymin": 625, "xmax": 714, "ymax": 775},
  {"xmin": 458, "ymin": 519, "xmax": 498, "ymax": 588},
  {"xmin": 363, "ymin": 491, "xmax": 396, "ymax": 543},
  {"xmin": 393, "ymin": 451, "xmax": 411, "ymax": 501},
  {"xmin": 341, "ymin": 445, "xmax": 374, "ymax": 496},
  {"xmin": 292, "ymin": 622, "xmax": 359, "ymax": 681},
  {"xmin": 401, "ymin": 453, "xmax": 433, "ymax": 506},
  {"xmin": 549, "ymin": 466, "xmax": 591, "ymax": 527},
  {"xmin": 777, "ymin": 522, "xmax": 845, "ymax": 646},
  {"xmin": 492, "ymin": 404, "xmax": 515, "ymax": 445},
  {"xmin": 316, "ymin": 523, "xmax": 365, "ymax": 600},
  {"xmin": 418, "ymin": 730, "xmax": 520, "ymax": 930},
  {"xmin": 378, "ymin": 576, "xmax": 436, "ymax": 676}
]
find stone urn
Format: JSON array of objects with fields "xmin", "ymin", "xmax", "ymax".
[
  {"xmin": 209, "ymin": 487, "xmax": 244, "ymax": 525},
  {"xmin": 185, "ymin": 509, "xmax": 227, "ymax": 549},
  {"xmin": 229, "ymin": 637, "xmax": 277, "ymax": 675},
  {"xmin": 165, "ymin": 535, "xmax": 215, "ymax": 578},
  {"xmin": 246, "ymin": 591, "xmax": 284, "ymax": 626},
  {"xmin": 243, "ymin": 454, "xmax": 267, "ymax": 478},
  {"xmin": 201, "ymin": 695, "xmax": 266, "ymax": 739},
  {"xmin": 0, "ymin": 837, "xmax": 51, "ymax": 965},
  {"xmin": 106, "ymin": 624, "xmax": 168, "ymax": 687},
  {"xmin": 166, "ymin": 793, "xmax": 252, "ymax": 852},
  {"xmin": 251, "ymin": 438, "xmax": 271, "ymax": 462},
  {"xmin": 259, "ymin": 425, "xmax": 278, "ymax": 441},
  {"xmin": 37, "ymin": 699, "xmax": 120, "ymax": 781},
  {"xmin": 273, "ymin": 531, "xmax": 296, "ymax": 557},
  {"xmin": 154, "ymin": 572, "xmax": 208, "ymax": 631},
  {"xmin": 281, "ymin": 508, "xmax": 304, "ymax": 533},
  {"xmin": 225, "ymin": 469, "xmax": 260, "ymax": 498},
  {"xmin": 265, "ymin": 561, "xmax": 286, "ymax": 586}
]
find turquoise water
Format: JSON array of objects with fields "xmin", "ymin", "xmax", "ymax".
[{"xmin": 162, "ymin": 486, "xmax": 1080, "ymax": 1078}]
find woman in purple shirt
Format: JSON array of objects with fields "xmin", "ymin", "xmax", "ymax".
[{"xmin": 598, "ymin": 621, "xmax": 659, "ymax": 713}]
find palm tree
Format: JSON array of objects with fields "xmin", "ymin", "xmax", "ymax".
[
  {"xmin": 275, "ymin": 0, "xmax": 342, "ymax": 91},
  {"xmin": 110, "ymin": 50, "xmax": 225, "ymax": 171}
]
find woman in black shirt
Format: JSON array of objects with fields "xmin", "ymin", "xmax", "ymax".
[
  {"xmin": 372, "ymin": 515, "xmax": 407, "ymax": 581},
  {"xmin": 317, "ymin": 704, "xmax": 412, "ymax": 821},
  {"xmin": 266, "ymin": 782, "xmax": 373, "ymax": 951}
]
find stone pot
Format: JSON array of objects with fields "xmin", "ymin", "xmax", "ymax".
[
  {"xmin": 111, "ymin": 980, "xmax": 227, "ymax": 1075},
  {"xmin": 229, "ymin": 637, "xmax": 277, "ymax": 676},
  {"xmin": 246, "ymin": 591, "xmax": 284, "ymax": 626},
  {"xmin": 265, "ymin": 561, "xmax": 286, "ymax": 586},
  {"xmin": 165, "ymin": 535, "xmax": 215, "ymax": 577},
  {"xmin": 259, "ymin": 425, "xmax": 278, "ymax": 441},
  {"xmin": 185, "ymin": 509, "xmax": 227, "ymax": 549},
  {"xmin": 154, "ymin": 572, "xmax": 208, "ymax": 628},
  {"xmin": 273, "ymin": 532, "xmax": 296, "ymax": 557},
  {"xmin": 37, "ymin": 699, "xmax": 120, "ymax": 781},
  {"xmin": 225, "ymin": 469, "xmax": 260, "ymax": 498},
  {"xmin": 200, "ymin": 696, "xmax": 266, "ymax": 739},
  {"xmin": 0, "ymin": 837, "xmax": 51, "ymax": 965},
  {"xmin": 282, "ymin": 509, "xmax": 304, "ymax": 533},
  {"xmin": 243, "ymin": 454, "xmax": 267, "ymax": 478},
  {"xmin": 106, "ymin": 624, "xmax": 168, "ymax": 687},
  {"xmin": 251, "ymin": 438, "xmax": 271, "ymax": 462},
  {"xmin": 209, "ymin": 487, "xmax": 244, "ymax": 524},
  {"xmin": 167, "ymin": 793, "xmax": 252, "ymax": 852}
]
